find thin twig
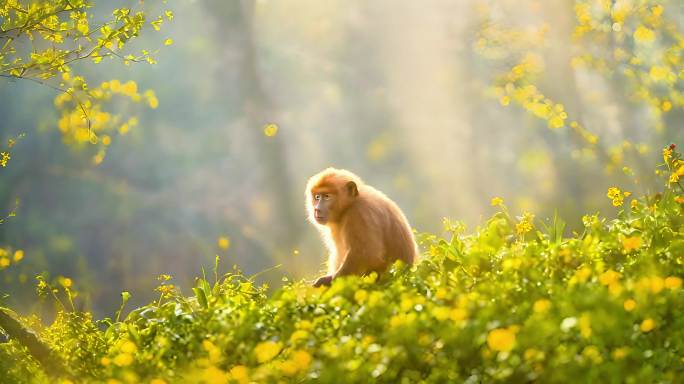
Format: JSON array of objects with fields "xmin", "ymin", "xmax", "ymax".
[{"xmin": 0, "ymin": 73, "xmax": 91, "ymax": 131}]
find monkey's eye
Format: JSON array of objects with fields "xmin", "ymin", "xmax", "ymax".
[
  {"xmin": 314, "ymin": 194, "xmax": 321, "ymax": 200},
  {"xmin": 323, "ymin": 194, "xmax": 331, "ymax": 200}
]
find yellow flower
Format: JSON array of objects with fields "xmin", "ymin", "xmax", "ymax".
[
  {"xmin": 599, "ymin": 269, "xmax": 620, "ymax": 286},
  {"xmin": 606, "ymin": 187, "xmax": 620, "ymax": 199},
  {"xmin": 279, "ymin": 360, "xmax": 299, "ymax": 376},
  {"xmin": 665, "ymin": 276, "xmax": 682, "ymax": 289},
  {"xmin": 487, "ymin": 327, "xmax": 516, "ymax": 352},
  {"xmin": 579, "ymin": 313, "xmax": 592, "ymax": 338},
  {"xmin": 217, "ymin": 236, "xmax": 230, "ymax": 250},
  {"xmin": 201, "ymin": 366, "xmax": 227, "ymax": 383},
  {"xmin": 354, "ymin": 289, "xmax": 368, "ymax": 304},
  {"xmin": 571, "ymin": 266, "xmax": 592, "ymax": 285},
  {"xmin": 203, "ymin": 340, "xmax": 221, "ymax": 363},
  {"xmin": 675, "ymin": 196, "xmax": 684, "ymax": 204},
  {"xmin": 296, "ymin": 320, "xmax": 312, "ymax": 330},
  {"xmin": 263, "ymin": 123, "xmax": 279, "ymax": 137},
  {"xmin": 640, "ymin": 318, "xmax": 655, "ymax": 332},
  {"xmin": 155, "ymin": 284, "xmax": 175, "ymax": 296},
  {"xmin": 670, "ymin": 173, "xmax": 680, "ymax": 184},
  {"xmin": 607, "ymin": 187, "xmax": 626, "ymax": 206},
  {"xmin": 254, "ymin": 341, "xmax": 282, "ymax": 363},
  {"xmin": 622, "ymin": 236, "xmax": 641, "ymax": 252},
  {"xmin": 490, "ymin": 197, "xmax": 504, "ymax": 206},
  {"xmin": 630, "ymin": 199, "xmax": 638, "ymax": 209},
  {"xmin": 113, "ymin": 353, "xmax": 133, "ymax": 367},
  {"xmin": 533, "ymin": 299, "xmax": 551, "ymax": 313},
  {"xmin": 150, "ymin": 379, "xmax": 167, "ymax": 384},
  {"xmin": 516, "ymin": 212, "xmax": 535, "ymax": 236},
  {"xmin": 13, "ymin": 249, "xmax": 24, "ymax": 262},
  {"xmin": 120, "ymin": 81, "xmax": 138, "ymax": 97},
  {"xmin": 59, "ymin": 277, "xmax": 72, "ymax": 288},
  {"xmin": 449, "ymin": 308, "xmax": 468, "ymax": 322},
  {"xmin": 119, "ymin": 340, "xmax": 137, "ymax": 354},
  {"xmin": 608, "ymin": 281, "xmax": 622, "ymax": 297},
  {"xmin": 157, "ymin": 274, "xmax": 172, "ymax": 281},
  {"xmin": 0, "ymin": 152, "xmax": 10, "ymax": 167},
  {"xmin": 649, "ymin": 66, "xmax": 668, "ymax": 81},
  {"xmin": 633, "ymin": 26, "xmax": 655, "ymax": 43},
  {"xmin": 612, "ymin": 347, "xmax": 629, "ymax": 360},
  {"xmin": 649, "ymin": 276, "xmax": 664, "ymax": 294},
  {"xmin": 581, "ymin": 345, "xmax": 603, "ymax": 364},
  {"xmin": 663, "ymin": 147, "xmax": 673, "ymax": 162},
  {"xmin": 228, "ymin": 365, "xmax": 249, "ymax": 384},
  {"xmin": 291, "ymin": 350, "xmax": 312, "ymax": 370},
  {"xmin": 145, "ymin": 90, "xmax": 159, "ymax": 109},
  {"xmin": 0, "ymin": 258, "xmax": 9, "ymax": 268},
  {"xmin": 432, "ymin": 306, "xmax": 450, "ymax": 321},
  {"xmin": 623, "ymin": 299, "xmax": 636, "ymax": 312},
  {"xmin": 290, "ymin": 330, "xmax": 308, "ymax": 343}
]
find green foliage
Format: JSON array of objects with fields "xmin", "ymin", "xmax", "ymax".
[
  {"xmin": 0, "ymin": 0, "xmax": 171, "ymax": 162},
  {"xmin": 1, "ymin": 151, "xmax": 683, "ymax": 383}
]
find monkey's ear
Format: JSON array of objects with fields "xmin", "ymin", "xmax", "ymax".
[{"xmin": 346, "ymin": 181, "xmax": 358, "ymax": 197}]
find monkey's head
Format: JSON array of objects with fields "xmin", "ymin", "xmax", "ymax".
[{"xmin": 306, "ymin": 168, "xmax": 361, "ymax": 226}]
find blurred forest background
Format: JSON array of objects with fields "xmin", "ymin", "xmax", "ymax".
[{"xmin": 1, "ymin": 0, "xmax": 683, "ymax": 316}]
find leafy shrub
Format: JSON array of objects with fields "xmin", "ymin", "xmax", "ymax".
[{"xmin": 1, "ymin": 147, "xmax": 684, "ymax": 383}]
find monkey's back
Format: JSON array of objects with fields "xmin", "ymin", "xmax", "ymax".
[{"xmin": 356, "ymin": 185, "xmax": 417, "ymax": 266}]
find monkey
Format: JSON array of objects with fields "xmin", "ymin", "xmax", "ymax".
[{"xmin": 305, "ymin": 168, "xmax": 418, "ymax": 287}]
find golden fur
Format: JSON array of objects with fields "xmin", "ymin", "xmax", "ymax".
[{"xmin": 305, "ymin": 168, "xmax": 417, "ymax": 286}]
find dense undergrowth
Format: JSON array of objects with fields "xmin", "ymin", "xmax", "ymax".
[{"xmin": 1, "ymin": 148, "xmax": 684, "ymax": 383}]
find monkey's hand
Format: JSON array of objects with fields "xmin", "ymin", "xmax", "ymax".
[{"xmin": 312, "ymin": 275, "xmax": 333, "ymax": 287}]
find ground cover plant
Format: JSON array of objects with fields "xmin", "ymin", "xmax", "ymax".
[{"xmin": 0, "ymin": 146, "xmax": 682, "ymax": 383}]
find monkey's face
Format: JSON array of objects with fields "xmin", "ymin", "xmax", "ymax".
[
  {"xmin": 310, "ymin": 181, "xmax": 358, "ymax": 225},
  {"xmin": 311, "ymin": 191, "xmax": 335, "ymax": 224}
]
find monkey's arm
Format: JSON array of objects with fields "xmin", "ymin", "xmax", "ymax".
[
  {"xmin": 313, "ymin": 244, "xmax": 382, "ymax": 287},
  {"xmin": 312, "ymin": 251, "xmax": 353, "ymax": 287},
  {"xmin": 334, "ymin": 241, "xmax": 385, "ymax": 278}
]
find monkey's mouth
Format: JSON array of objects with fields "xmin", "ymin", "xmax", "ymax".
[{"xmin": 314, "ymin": 213, "xmax": 327, "ymax": 223}]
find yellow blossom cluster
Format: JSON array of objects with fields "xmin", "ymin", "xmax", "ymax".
[
  {"xmin": 490, "ymin": 197, "xmax": 504, "ymax": 207},
  {"xmin": 277, "ymin": 350, "xmax": 312, "ymax": 376},
  {"xmin": 569, "ymin": 266, "xmax": 592, "ymax": 285},
  {"xmin": 254, "ymin": 341, "xmax": 282, "ymax": 363},
  {"xmin": 0, "ymin": 152, "xmax": 9, "ymax": 167},
  {"xmin": 516, "ymin": 212, "xmax": 535, "ymax": 236},
  {"xmin": 533, "ymin": 299, "xmax": 551, "ymax": 314},
  {"xmin": 155, "ymin": 275, "xmax": 175, "ymax": 298},
  {"xmin": 0, "ymin": 248, "xmax": 24, "ymax": 270},
  {"xmin": 496, "ymin": 82, "xmax": 568, "ymax": 129},
  {"xmin": 622, "ymin": 236, "xmax": 642, "ymax": 252},
  {"xmin": 599, "ymin": 269, "xmax": 622, "ymax": 296},
  {"xmin": 606, "ymin": 187, "xmax": 631, "ymax": 207},
  {"xmin": 54, "ymin": 74, "xmax": 156, "ymax": 165},
  {"xmin": 572, "ymin": 1, "xmax": 684, "ymax": 132},
  {"xmin": 487, "ymin": 326, "xmax": 518, "ymax": 352},
  {"xmin": 105, "ymin": 339, "xmax": 137, "ymax": 368}
]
